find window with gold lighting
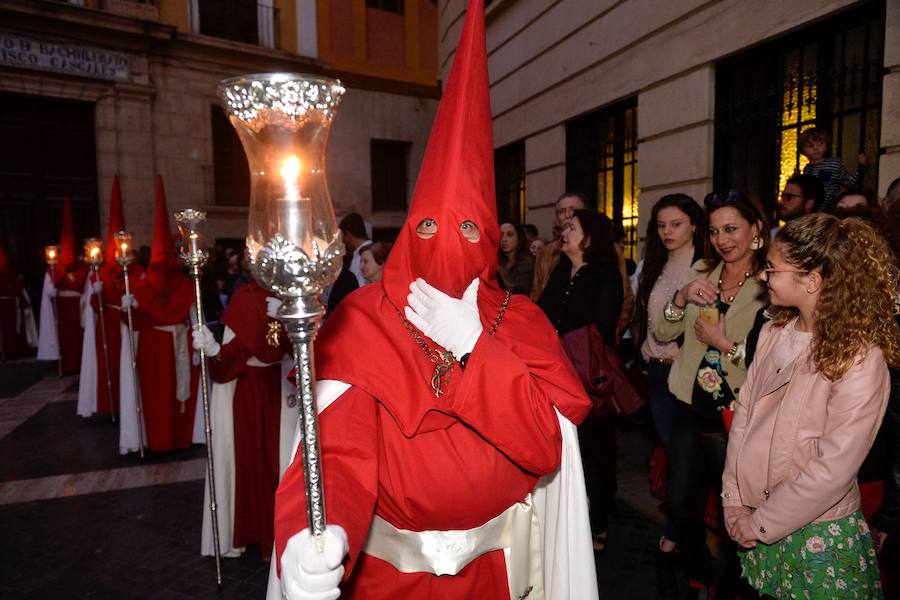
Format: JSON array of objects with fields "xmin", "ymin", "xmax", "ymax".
[
  {"xmin": 566, "ymin": 98, "xmax": 639, "ymax": 261},
  {"xmin": 714, "ymin": 1, "xmax": 883, "ymax": 215}
]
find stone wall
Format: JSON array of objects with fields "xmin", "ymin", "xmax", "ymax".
[
  {"xmin": 440, "ymin": 0, "xmax": 898, "ymax": 243},
  {"xmin": 0, "ymin": 36, "xmax": 437, "ymax": 248}
]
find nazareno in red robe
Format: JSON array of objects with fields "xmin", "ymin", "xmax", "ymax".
[
  {"xmin": 55, "ymin": 262, "xmax": 88, "ymax": 374},
  {"xmin": 209, "ymin": 280, "xmax": 289, "ymax": 558},
  {"xmin": 274, "ymin": 280, "xmax": 591, "ymax": 598},
  {"xmin": 90, "ymin": 263, "xmax": 144, "ymax": 414},
  {"xmin": 131, "ymin": 271, "xmax": 198, "ymax": 452}
]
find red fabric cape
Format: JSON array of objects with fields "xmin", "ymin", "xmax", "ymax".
[
  {"xmin": 315, "ymin": 277, "xmax": 592, "ymax": 436},
  {"xmin": 223, "ymin": 281, "xmax": 288, "ymax": 364}
]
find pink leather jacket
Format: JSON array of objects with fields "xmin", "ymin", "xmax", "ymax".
[{"xmin": 722, "ymin": 320, "xmax": 890, "ymax": 544}]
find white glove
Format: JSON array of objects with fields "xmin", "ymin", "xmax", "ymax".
[
  {"xmin": 192, "ymin": 326, "xmax": 220, "ymax": 357},
  {"xmin": 266, "ymin": 297, "xmax": 283, "ymax": 319},
  {"xmin": 121, "ymin": 294, "xmax": 137, "ymax": 309},
  {"xmin": 46, "ymin": 283, "xmax": 58, "ymax": 298},
  {"xmin": 404, "ymin": 277, "xmax": 482, "ymax": 360},
  {"xmin": 92, "ymin": 281, "xmax": 103, "ymax": 294},
  {"xmin": 281, "ymin": 525, "xmax": 349, "ymax": 600}
]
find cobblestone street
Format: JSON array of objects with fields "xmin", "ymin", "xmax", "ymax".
[{"xmin": 1, "ymin": 361, "xmax": 669, "ymax": 599}]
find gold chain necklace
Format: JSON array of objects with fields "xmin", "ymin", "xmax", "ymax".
[
  {"xmin": 717, "ymin": 270, "xmax": 752, "ymax": 304},
  {"xmin": 396, "ymin": 290, "xmax": 510, "ymax": 398}
]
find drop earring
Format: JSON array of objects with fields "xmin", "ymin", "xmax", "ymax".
[{"xmin": 750, "ymin": 236, "xmax": 762, "ymax": 250}]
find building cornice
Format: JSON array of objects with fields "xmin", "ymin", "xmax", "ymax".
[{"xmin": 0, "ymin": 0, "xmax": 441, "ymax": 98}]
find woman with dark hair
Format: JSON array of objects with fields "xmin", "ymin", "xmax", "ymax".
[
  {"xmin": 654, "ymin": 190, "xmax": 769, "ymax": 596},
  {"xmin": 497, "ymin": 221, "xmax": 534, "ymax": 295},
  {"xmin": 538, "ymin": 209, "xmax": 624, "ymax": 551},
  {"xmin": 358, "ymin": 241, "xmax": 390, "ymax": 284},
  {"xmin": 634, "ymin": 193, "xmax": 705, "ymax": 597}
]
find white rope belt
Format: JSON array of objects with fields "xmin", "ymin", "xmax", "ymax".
[
  {"xmin": 362, "ymin": 494, "xmax": 544, "ymax": 599},
  {"xmin": 58, "ymin": 290, "xmax": 81, "ymax": 298}
]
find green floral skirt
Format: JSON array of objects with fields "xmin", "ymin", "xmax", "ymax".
[{"xmin": 739, "ymin": 510, "xmax": 882, "ymax": 599}]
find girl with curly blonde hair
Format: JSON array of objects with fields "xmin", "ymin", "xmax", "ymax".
[{"xmin": 722, "ymin": 213, "xmax": 899, "ymax": 599}]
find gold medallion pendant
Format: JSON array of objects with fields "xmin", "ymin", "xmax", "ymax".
[{"xmin": 266, "ymin": 321, "xmax": 282, "ymax": 347}]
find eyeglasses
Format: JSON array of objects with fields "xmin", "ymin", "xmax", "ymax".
[{"xmin": 760, "ymin": 267, "xmax": 808, "ymax": 281}]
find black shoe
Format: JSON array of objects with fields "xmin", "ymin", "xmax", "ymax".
[{"xmin": 656, "ymin": 547, "xmax": 679, "ymax": 599}]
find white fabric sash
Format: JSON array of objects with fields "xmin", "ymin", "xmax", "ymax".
[
  {"xmin": 363, "ymin": 495, "xmax": 544, "ymax": 600},
  {"xmin": 58, "ymin": 290, "xmax": 81, "ymax": 298},
  {"xmin": 153, "ymin": 323, "xmax": 190, "ymax": 402}
]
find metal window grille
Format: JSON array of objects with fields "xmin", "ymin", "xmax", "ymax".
[
  {"xmin": 494, "ymin": 140, "xmax": 526, "ymax": 224},
  {"xmin": 714, "ymin": 0, "xmax": 884, "ymax": 215},
  {"xmin": 565, "ymin": 98, "xmax": 640, "ymax": 261}
]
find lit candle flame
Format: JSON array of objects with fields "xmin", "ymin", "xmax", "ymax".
[
  {"xmin": 48, "ymin": 250, "xmax": 56, "ymax": 259},
  {"xmin": 280, "ymin": 155, "xmax": 301, "ymax": 182}
]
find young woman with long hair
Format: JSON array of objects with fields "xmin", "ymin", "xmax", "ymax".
[
  {"xmin": 722, "ymin": 214, "xmax": 899, "ymax": 598},
  {"xmin": 634, "ymin": 193, "xmax": 705, "ymax": 597}
]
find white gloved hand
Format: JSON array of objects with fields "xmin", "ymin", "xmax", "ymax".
[
  {"xmin": 266, "ymin": 297, "xmax": 283, "ymax": 319},
  {"xmin": 121, "ymin": 294, "xmax": 137, "ymax": 309},
  {"xmin": 92, "ymin": 281, "xmax": 103, "ymax": 294},
  {"xmin": 281, "ymin": 525, "xmax": 349, "ymax": 600},
  {"xmin": 404, "ymin": 277, "xmax": 482, "ymax": 360},
  {"xmin": 192, "ymin": 326, "xmax": 220, "ymax": 357},
  {"xmin": 46, "ymin": 283, "xmax": 58, "ymax": 298}
]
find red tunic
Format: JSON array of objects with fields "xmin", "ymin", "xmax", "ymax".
[
  {"xmin": 55, "ymin": 263, "xmax": 88, "ymax": 374},
  {"xmin": 0, "ymin": 275, "xmax": 30, "ymax": 360},
  {"xmin": 209, "ymin": 281, "xmax": 289, "ymax": 558},
  {"xmin": 274, "ymin": 283, "xmax": 591, "ymax": 598},
  {"xmin": 132, "ymin": 273, "xmax": 197, "ymax": 451}
]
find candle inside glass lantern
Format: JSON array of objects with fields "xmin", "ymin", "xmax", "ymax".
[
  {"xmin": 84, "ymin": 238, "xmax": 103, "ymax": 266},
  {"xmin": 217, "ymin": 73, "xmax": 345, "ymax": 264},
  {"xmin": 114, "ymin": 231, "xmax": 133, "ymax": 265},
  {"xmin": 45, "ymin": 245, "xmax": 60, "ymax": 267},
  {"xmin": 174, "ymin": 209, "xmax": 208, "ymax": 265}
]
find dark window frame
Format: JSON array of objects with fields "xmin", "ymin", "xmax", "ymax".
[
  {"xmin": 210, "ymin": 104, "xmax": 251, "ymax": 207},
  {"xmin": 494, "ymin": 140, "xmax": 526, "ymax": 224},
  {"xmin": 714, "ymin": 0, "xmax": 884, "ymax": 214},
  {"xmin": 565, "ymin": 97, "xmax": 639, "ymax": 261},
  {"xmin": 366, "ymin": 0, "xmax": 404, "ymax": 14},
  {"xmin": 371, "ymin": 139, "xmax": 411, "ymax": 213}
]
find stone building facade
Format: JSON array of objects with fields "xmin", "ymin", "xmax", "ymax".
[
  {"xmin": 0, "ymin": 0, "xmax": 439, "ymax": 286},
  {"xmin": 443, "ymin": 0, "xmax": 899, "ymax": 260}
]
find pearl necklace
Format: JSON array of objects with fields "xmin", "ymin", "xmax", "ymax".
[{"xmin": 718, "ymin": 270, "xmax": 752, "ymax": 304}]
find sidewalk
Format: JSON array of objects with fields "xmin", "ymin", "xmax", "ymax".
[{"xmin": 0, "ymin": 366, "xmax": 669, "ymax": 599}]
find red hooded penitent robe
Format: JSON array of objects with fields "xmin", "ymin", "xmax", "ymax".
[
  {"xmin": 132, "ymin": 269, "xmax": 198, "ymax": 452},
  {"xmin": 55, "ymin": 262, "xmax": 88, "ymax": 374},
  {"xmin": 209, "ymin": 280, "xmax": 289, "ymax": 556}
]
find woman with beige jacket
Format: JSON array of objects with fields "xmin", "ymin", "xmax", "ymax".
[
  {"xmin": 722, "ymin": 214, "xmax": 898, "ymax": 598},
  {"xmin": 655, "ymin": 191, "xmax": 769, "ymax": 595}
]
